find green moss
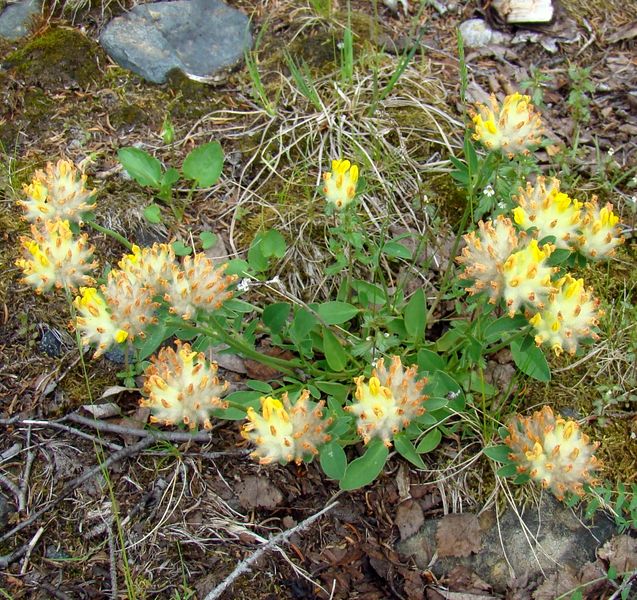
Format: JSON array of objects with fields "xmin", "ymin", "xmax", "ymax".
[
  {"xmin": 109, "ymin": 103, "xmax": 150, "ymax": 131},
  {"xmin": 5, "ymin": 26, "xmax": 105, "ymax": 88}
]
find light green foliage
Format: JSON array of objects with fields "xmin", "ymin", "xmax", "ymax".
[
  {"xmin": 520, "ymin": 66, "xmax": 552, "ymax": 108},
  {"xmin": 117, "ymin": 141, "xmax": 224, "ymax": 222}
]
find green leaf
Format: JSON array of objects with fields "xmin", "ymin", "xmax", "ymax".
[
  {"xmin": 315, "ymin": 381, "xmax": 349, "ymax": 403},
  {"xmin": 263, "ymin": 303, "xmax": 291, "ymax": 334},
  {"xmin": 484, "ymin": 315, "xmax": 528, "ymax": 343},
  {"xmin": 321, "ymin": 326, "xmax": 347, "ymax": 371},
  {"xmin": 423, "ymin": 397, "xmax": 448, "ymax": 412},
  {"xmin": 135, "ymin": 321, "xmax": 168, "ymax": 360},
  {"xmin": 290, "ymin": 308, "xmax": 318, "ymax": 343},
  {"xmin": 510, "ymin": 335, "xmax": 551, "ymax": 382},
  {"xmin": 143, "ymin": 204, "xmax": 163, "ymax": 224},
  {"xmin": 246, "ymin": 380, "xmax": 272, "ymax": 393},
  {"xmin": 225, "ymin": 258, "xmax": 250, "ymax": 277},
  {"xmin": 225, "ymin": 390, "xmax": 263, "ymax": 409},
  {"xmin": 394, "ymin": 433, "xmax": 426, "ymax": 468},
  {"xmin": 383, "ymin": 241, "xmax": 412, "ymax": 260},
  {"xmin": 417, "ymin": 348, "xmax": 445, "ymax": 372},
  {"xmin": 211, "ymin": 405, "xmax": 248, "ymax": 420},
  {"xmin": 199, "ymin": 231, "xmax": 218, "ymax": 250},
  {"xmin": 497, "ymin": 464, "xmax": 519, "ymax": 478},
  {"xmin": 172, "ymin": 240, "xmax": 193, "ymax": 256},
  {"xmin": 317, "ymin": 301, "xmax": 360, "ymax": 325},
  {"xmin": 339, "ymin": 439, "xmax": 389, "ymax": 491},
  {"xmin": 416, "ymin": 428, "xmax": 442, "ymax": 454},
  {"xmin": 160, "ymin": 167, "xmax": 180, "ymax": 191},
  {"xmin": 260, "ymin": 229, "xmax": 287, "ymax": 258},
  {"xmin": 118, "ymin": 147, "xmax": 163, "ymax": 187},
  {"xmin": 182, "ymin": 141, "xmax": 224, "ymax": 187},
  {"xmin": 224, "ymin": 299, "xmax": 255, "ymax": 314},
  {"xmin": 483, "ymin": 445, "xmax": 511, "ymax": 463},
  {"xmin": 351, "ymin": 280, "xmax": 386, "ymax": 305},
  {"xmin": 319, "ymin": 441, "xmax": 347, "ymax": 480},
  {"xmin": 404, "ymin": 289, "xmax": 426, "ymax": 343}
]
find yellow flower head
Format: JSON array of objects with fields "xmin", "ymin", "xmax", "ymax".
[
  {"xmin": 242, "ymin": 390, "xmax": 331, "ymax": 465},
  {"xmin": 102, "ymin": 268, "xmax": 158, "ymax": 340},
  {"xmin": 456, "ymin": 216, "xmax": 520, "ymax": 303},
  {"xmin": 164, "ymin": 255, "xmax": 236, "ymax": 320},
  {"xmin": 471, "ymin": 93, "xmax": 543, "ymax": 157},
  {"xmin": 501, "ymin": 239, "xmax": 556, "ymax": 316},
  {"xmin": 141, "ymin": 341, "xmax": 229, "ymax": 430},
  {"xmin": 19, "ymin": 160, "xmax": 95, "ymax": 223},
  {"xmin": 575, "ymin": 199, "xmax": 623, "ymax": 260},
  {"xmin": 506, "ymin": 405, "xmax": 600, "ymax": 499},
  {"xmin": 322, "ymin": 159, "xmax": 359, "ymax": 209},
  {"xmin": 16, "ymin": 220, "xmax": 97, "ymax": 293},
  {"xmin": 74, "ymin": 287, "xmax": 128, "ymax": 358},
  {"xmin": 513, "ymin": 177, "xmax": 582, "ymax": 249},
  {"xmin": 346, "ymin": 356, "xmax": 428, "ymax": 446},
  {"xmin": 118, "ymin": 243, "xmax": 175, "ymax": 292},
  {"xmin": 528, "ymin": 274, "xmax": 601, "ymax": 356}
]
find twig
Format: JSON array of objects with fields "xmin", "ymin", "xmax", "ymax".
[
  {"xmin": 0, "ymin": 541, "xmax": 29, "ymax": 568},
  {"xmin": 0, "ymin": 436, "xmax": 154, "ymax": 545},
  {"xmin": 20, "ymin": 419, "xmax": 123, "ymax": 451},
  {"xmin": 18, "ymin": 425, "xmax": 35, "ymax": 512},
  {"xmin": 108, "ymin": 526, "xmax": 118, "ymax": 600},
  {"xmin": 203, "ymin": 500, "xmax": 339, "ymax": 600},
  {"xmin": 0, "ymin": 472, "xmax": 21, "ymax": 500},
  {"xmin": 19, "ymin": 526, "xmax": 44, "ymax": 575},
  {"xmin": 63, "ymin": 413, "xmax": 221, "ymax": 442}
]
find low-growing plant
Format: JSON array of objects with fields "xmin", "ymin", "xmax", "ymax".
[{"xmin": 13, "ymin": 35, "xmax": 629, "ymax": 512}]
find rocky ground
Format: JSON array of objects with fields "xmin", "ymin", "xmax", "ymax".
[{"xmin": 0, "ymin": 0, "xmax": 636, "ymax": 598}]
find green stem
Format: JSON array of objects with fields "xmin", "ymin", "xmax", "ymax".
[
  {"xmin": 484, "ymin": 326, "xmax": 530, "ymax": 355},
  {"xmin": 86, "ymin": 220, "xmax": 134, "ymax": 251}
]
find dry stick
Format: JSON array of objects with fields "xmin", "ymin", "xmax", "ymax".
[
  {"xmin": 64, "ymin": 413, "xmax": 221, "ymax": 442},
  {"xmin": 19, "ymin": 526, "xmax": 44, "ymax": 575},
  {"xmin": 18, "ymin": 425, "xmax": 35, "ymax": 512},
  {"xmin": 0, "ymin": 436, "xmax": 154, "ymax": 546},
  {"xmin": 203, "ymin": 500, "xmax": 339, "ymax": 600},
  {"xmin": 22, "ymin": 419, "xmax": 123, "ymax": 451}
]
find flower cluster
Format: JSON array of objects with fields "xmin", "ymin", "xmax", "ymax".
[
  {"xmin": 471, "ymin": 93, "xmax": 543, "ymax": 157},
  {"xmin": 505, "ymin": 406, "xmax": 600, "ymax": 499},
  {"xmin": 346, "ymin": 356, "xmax": 428, "ymax": 446},
  {"xmin": 242, "ymin": 390, "xmax": 332, "ymax": 464},
  {"xmin": 457, "ymin": 173, "xmax": 623, "ymax": 355},
  {"xmin": 513, "ymin": 178, "xmax": 623, "ymax": 259},
  {"xmin": 19, "ymin": 159, "xmax": 95, "ymax": 223},
  {"xmin": 528, "ymin": 274, "xmax": 601, "ymax": 356},
  {"xmin": 16, "ymin": 161, "xmax": 99, "ymax": 293},
  {"xmin": 141, "ymin": 341, "xmax": 229, "ymax": 430},
  {"xmin": 323, "ymin": 159, "xmax": 359, "ymax": 209},
  {"xmin": 16, "ymin": 220, "xmax": 97, "ymax": 293}
]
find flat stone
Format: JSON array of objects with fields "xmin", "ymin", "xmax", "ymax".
[
  {"xmin": 99, "ymin": 0, "xmax": 252, "ymax": 84},
  {"xmin": 398, "ymin": 494, "xmax": 616, "ymax": 591},
  {"xmin": 0, "ymin": 0, "xmax": 41, "ymax": 40},
  {"xmin": 459, "ymin": 18, "xmax": 509, "ymax": 48}
]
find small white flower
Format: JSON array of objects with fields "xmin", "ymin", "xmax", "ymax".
[
  {"xmin": 237, "ymin": 278, "xmax": 251, "ymax": 293},
  {"xmin": 484, "ymin": 185, "xmax": 495, "ymax": 197},
  {"xmin": 497, "ymin": 201, "xmax": 507, "ymax": 210},
  {"xmin": 607, "ymin": 148, "xmax": 615, "ymax": 157}
]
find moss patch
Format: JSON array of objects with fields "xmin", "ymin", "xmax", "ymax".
[{"xmin": 5, "ymin": 26, "xmax": 105, "ymax": 88}]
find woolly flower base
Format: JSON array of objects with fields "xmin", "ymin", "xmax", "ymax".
[
  {"xmin": 117, "ymin": 243, "xmax": 176, "ymax": 293},
  {"xmin": 19, "ymin": 159, "xmax": 95, "ymax": 223},
  {"xmin": 513, "ymin": 177, "xmax": 582, "ymax": 249},
  {"xmin": 322, "ymin": 159, "xmax": 359, "ymax": 209},
  {"xmin": 346, "ymin": 356, "xmax": 428, "ymax": 446},
  {"xmin": 242, "ymin": 390, "xmax": 332, "ymax": 465},
  {"xmin": 74, "ymin": 287, "xmax": 128, "ymax": 358},
  {"xmin": 102, "ymin": 268, "xmax": 158, "ymax": 340},
  {"xmin": 471, "ymin": 93, "xmax": 543, "ymax": 157},
  {"xmin": 141, "ymin": 342, "xmax": 228, "ymax": 430},
  {"xmin": 16, "ymin": 220, "xmax": 97, "ymax": 293},
  {"xmin": 528, "ymin": 274, "xmax": 601, "ymax": 356},
  {"xmin": 506, "ymin": 405, "xmax": 600, "ymax": 499},
  {"xmin": 575, "ymin": 199, "xmax": 623, "ymax": 259},
  {"xmin": 165, "ymin": 255, "xmax": 236, "ymax": 320},
  {"xmin": 456, "ymin": 216, "xmax": 520, "ymax": 302},
  {"xmin": 502, "ymin": 239, "xmax": 556, "ymax": 315}
]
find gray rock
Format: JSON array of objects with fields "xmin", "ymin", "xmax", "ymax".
[
  {"xmin": 459, "ymin": 18, "xmax": 509, "ymax": 48},
  {"xmin": 99, "ymin": 0, "xmax": 252, "ymax": 84},
  {"xmin": 0, "ymin": 0, "xmax": 41, "ymax": 40},
  {"xmin": 398, "ymin": 494, "xmax": 616, "ymax": 591}
]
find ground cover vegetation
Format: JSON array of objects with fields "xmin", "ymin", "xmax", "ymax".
[{"xmin": 0, "ymin": 0, "xmax": 636, "ymax": 598}]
